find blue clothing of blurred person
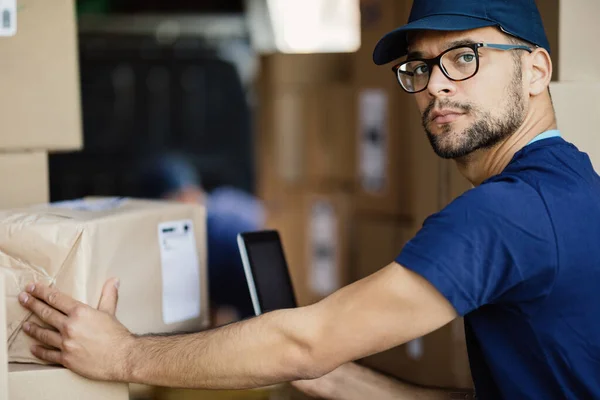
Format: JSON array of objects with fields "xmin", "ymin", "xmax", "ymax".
[{"xmin": 138, "ymin": 154, "xmax": 262, "ymax": 325}]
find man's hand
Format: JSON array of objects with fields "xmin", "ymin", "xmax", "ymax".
[
  {"xmin": 18, "ymin": 278, "xmax": 134, "ymax": 382},
  {"xmin": 292, "ymin": 362, "xmax": 474, "ymax": 400}
]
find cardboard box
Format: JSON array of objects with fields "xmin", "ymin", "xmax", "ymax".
[
  {"xmin": 556, "ymin": 0, "xmax": 600, "ymax": 81},
  {"xmin": 2, "ymin": 197, "xmax": 209, "ymax": 363},
  {"xmin": 260, "ymin": 53, "xmax": 354, "ymax": 87},
  {"xmin": 0, "ymin": 151, "xmax": 48, "ymax": 209},
  {"xmin": 354, "ymin": 0, "xmax": 412, "ymax": 85},
  {"xmin": 0, "ymin": 0, "xmax": 82, "ymax": 151},
  {"xmin": 0, "ymin": 275, "xmax": 7, "ymax": 400},
  {"xmin": 257, "ymin": 84, "xmax": 357, "ymax": 200},
  {"xmin": 352, "ymin": 217, "xmax": 472, "ymax": 389},
  {"xmin": 550, "ymin": 82, "xmax": 600, "ymax": 170},
  {"xmin": 264, "ymin": 190, "xmax": 353, "ymax": 306},
  {"xmin": 534, "ymin": 0, "xmax": 560, "ymax": 81},
  {"xmin": 8, "ymin": 364, "xmax": 129, "ymax": 400}
]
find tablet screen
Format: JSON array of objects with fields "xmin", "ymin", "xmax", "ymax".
[{"xmin": 238, "ymin": 231, "xmax": 297, "ymax": 314}]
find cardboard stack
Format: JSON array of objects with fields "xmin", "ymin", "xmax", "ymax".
[
  {"xmin": 1, "ymin": 1, "xmax": 210, "ymax": 397},
  {"xmin": 0, "ymin": 0, "xmax": 83, "ymax": 209},
  {"xmin": 543, "ymin": 1, "xmax": 600, "ymax": 170},
  {"xmin": 256, "ymin": 52, "xmax": 358, "ymax": 306}
]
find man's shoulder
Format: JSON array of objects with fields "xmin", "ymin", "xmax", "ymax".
[{"xmin": 431, "ymin": 177, "xmax": 549, "ymax": 231}]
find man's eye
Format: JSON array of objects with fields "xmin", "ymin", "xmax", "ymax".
[
  {"xmin": 414, "ymin": 64, "xmax": 429, "ymax": 75},
  {"xmin": 458, "ymin": 54, "xmax": 475, "ymax": 63}
]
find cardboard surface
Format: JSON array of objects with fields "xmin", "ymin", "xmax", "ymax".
[
  {"xmin": 1, "ymin": 198, "xmax": 209, "ymax": 363},
  {"xmin": 0, "ymin": 0, "xmax": 82, "ymax": 151},
  {"xmin": 263, "ymin": 190, "xmax": 353, "ymax": 306},
  {"xmin": 260, "ymin": 53, "xmax": 354, "ymax": 86},
  {"xmin": 0, "ymin": 151, "xmax": 48, "ymax": 209},
  {"xmin": 258, "ymin": 83, "xmax": 357, "ymax": 196},
  {"xmin": 551, "ymin": 82, "xmax": 600, "ymax": 171},
  {"xmin": 8, "ymin": 364, "xmax": 129, "ymax": 400},
  {"xmin": 354, "ymin": 0, "xmax": 412, "ymax": 85},
  {"xmin": 558, "ymin": 0, "xmax": 600, "ymax": 81},
  {"xmin": 0, "ymin": 275, "xmax": 7, "ymax": 400}
]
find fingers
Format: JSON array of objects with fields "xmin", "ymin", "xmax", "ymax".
[
  {"xmin": 24, "ymin": 284, "xmax": 81, "ymax": 315},
  {"xmin": 30, "ymin": 345, "xmax": 63, "ymax": 365},
  {"xmin": 23, "ymin": 322, "xmax": 63, "ymax": 349},
  {"xmin": 19, "ymin": 292, "xmax": 67, "ymax": 331},
  {"xmin": 97, "ymin": 278, "xmax": 120, "ymax": 315}
]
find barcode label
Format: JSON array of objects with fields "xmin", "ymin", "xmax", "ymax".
[{"xmin": 0, "ymin": 0, "xmax": 16, "ymax": 37}]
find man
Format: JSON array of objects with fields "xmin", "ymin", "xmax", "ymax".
[
  {"xmin": 16, "ymin": 0, "xmax": 600, "ymax": 398},
  {"xmin": 137, "ymin": 153, "xmax": 262, "ymax": 324}
]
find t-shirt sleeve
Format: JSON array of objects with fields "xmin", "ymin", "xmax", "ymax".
[{"xmin": 396, "ymin": 181, "xmax": 557, "ymax": 316}]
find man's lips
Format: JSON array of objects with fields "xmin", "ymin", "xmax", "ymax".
[{"xmin": 430, "ymin": 110, "xmax": 465, "ymax": 124}]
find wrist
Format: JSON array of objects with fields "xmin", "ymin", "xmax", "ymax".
[{"xmin": 118, "ymin": 333, "xmax": 139, "ymax": 383}]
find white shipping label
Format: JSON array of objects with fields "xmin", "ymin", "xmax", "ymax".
[
  {"xmin": 309, "ymin": 200, "xmax": 339, "ymax": 296},
  {"xmin": 0, "ymin": 0, "xmax": 16, "ymax": 36},
  {"xmin": 158, "ymin": 220, "xmax": 201, "ymax": 325},
  {"xmin": 358, "ymin": 89, "xmax": 388, "ymax": 194}
]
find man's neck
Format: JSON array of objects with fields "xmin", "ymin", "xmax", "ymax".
[{"xmin": 455, "ymin": 106, "xmax": 557, "ymax": 186}]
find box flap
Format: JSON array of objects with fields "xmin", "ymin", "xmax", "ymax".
[{"xmin": 0, "ymin": 213, "xmax": 83, "ymax": 348}]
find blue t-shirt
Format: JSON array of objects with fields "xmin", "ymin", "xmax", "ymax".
[{"xmin": 396, "ymin": 135, "xmax": 600, "ymax": 399}]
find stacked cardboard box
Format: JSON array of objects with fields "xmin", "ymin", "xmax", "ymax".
[
  {"xmin": 543, "ymin": 2, "xmax": 600, "ymax": 170},
  {"xmin": 0, "ymin": 1, "xmax": 130, "ymax": 397},
  {"xmin": 1, "ymin": 1, "xmax": 211, "ymax": 397},
  {"xmin": 256, "ymin": 52, "xmax": 358, "ymax": 306},
  {"xmin": 0, "ymin": 0, "xmax": 83, "ymax": 209}
]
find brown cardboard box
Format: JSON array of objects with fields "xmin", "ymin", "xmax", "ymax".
[
  {"xmin": 0, "ymin": 151, "xmax": 48, "ymax": 209},
  {"xmin": 352, "ymin": 218, "xmax": 473, "ymax": 389},
  {"xmin": 257, "ymin": 84, "xmax": 357, "ymax": 199},
  {"xmin": 260, "ymin": 53, "xmax": 354, "ymax": 87},
  {"xmin": 306, "ymin": 85, "xmax": 357, "ymax": 189},
  {"xmin": 1, "ymin": 197, "xmax": 209, "ymax": 363},
  {"xmin": 0, "ymin": 275, "xmax": 7, "ymax": 400},
  {"xmin": 556, "ymin": 0, "xmax": 600, "ymax": 81},
  {"xmin": 534, "ymin": 0, "xmax": 560, "ymax": 81},
  {"xmin": 8, "ymin": 364, "xmax": 129, "ymax": 400},
  {"xmin": 354, "ymin": 0, "xmax": 412, "ymax": 85},
  {"xmin": 0, "ymin": 0, "xmax": 82, "ymax": 151},
  {"xmin": 354, "ymin": 86, "xmax": 438, "ymax": 218},
  {"xmin": 550, "ymin": 82, "xmax": 600, "ymax": 170},
  {"xmin": 264, "ymin": 190, "xmax": 353, "ymax": 306}
]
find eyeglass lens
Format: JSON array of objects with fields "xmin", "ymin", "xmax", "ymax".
[{"xmin": 397, "ymin": 46, "xmax": 478, "ymax": 93}]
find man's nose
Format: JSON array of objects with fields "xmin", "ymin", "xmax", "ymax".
[{"xmin": 426, "ymin": 65, "xmax": 457, "ymax": 97}]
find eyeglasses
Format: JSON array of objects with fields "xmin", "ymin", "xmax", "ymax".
[{"xmin": 392, "ymin": 43, "xmax": 533, "ymax": 94}]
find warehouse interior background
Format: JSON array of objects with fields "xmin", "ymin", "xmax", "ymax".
[{"xmin": 3, "ymin": 0, "xmax": 596, "ymax": 399}]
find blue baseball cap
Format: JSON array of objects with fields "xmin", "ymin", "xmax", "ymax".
[{"xmin": 372, "ymin": 0, "xmax": 551, "ymax": 65}]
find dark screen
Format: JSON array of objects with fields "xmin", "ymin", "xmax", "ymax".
[{"xmin": 246, "ymin": 239, "xmax": 297, "ymax": 313}]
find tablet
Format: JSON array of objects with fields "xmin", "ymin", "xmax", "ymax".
[{"xmin": 237, "ymin": 230, "xmax": 297, "ymax": 315}]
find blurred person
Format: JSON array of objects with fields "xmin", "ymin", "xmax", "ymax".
[
  {"xmin": 17, "ymin": 0, "xmax": 600, "ymax": 399},
  {"xmin": 138, "ymin": 153, "xmax": 262, "ymax": 325}
]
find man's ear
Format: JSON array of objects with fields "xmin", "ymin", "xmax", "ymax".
[{"xmin": 528, "ymin": 48, "xmax": 553, "ymax": 96}]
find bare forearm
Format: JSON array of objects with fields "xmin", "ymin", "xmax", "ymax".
[
  {"xmin": 125, "ymin": 310, "xmax": 315, "ymax": 389},
  {"xmin": 322, "ymin": 363, "xmax": 474, "ymax": 400}
]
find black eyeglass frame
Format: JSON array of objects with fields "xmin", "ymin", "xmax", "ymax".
[{"xmin": 391, "ymin": 43, "xmax": 533, "ymax": 93}]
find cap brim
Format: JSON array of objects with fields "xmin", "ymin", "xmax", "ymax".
[{"xmin": 372, "ymin": 15, "xmax": 497, "ymax": 65}]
